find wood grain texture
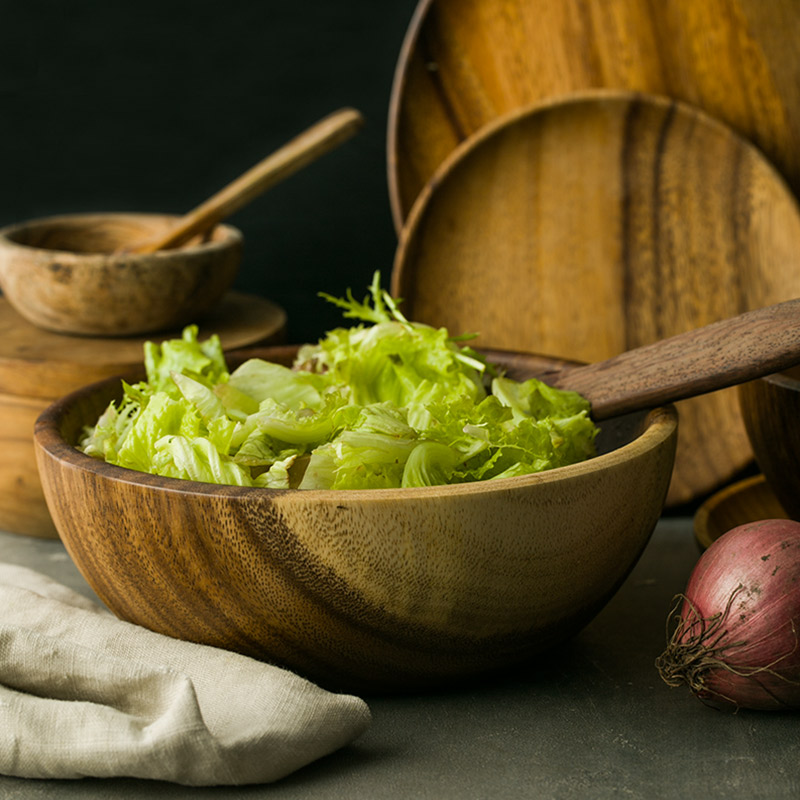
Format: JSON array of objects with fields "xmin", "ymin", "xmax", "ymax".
[
  {"xmin": 391, "ymin": 92, "xmax": 800, "ymax": 505},
  {"xmin": 33, "ymin": 348, "xmax": 677, "ymax": 692},
  {"xmin": 388, "ymin": 0, "xmax": 800, "ymax": 229},
  {"xmin": 694, "ymin": 474, "xmax": 789, "ymax": 550},
  {"xmin": 0, "ymin": 213, "xmax": 243, "ymax": 336},
  {"xmin": 738, "ymin": 366, "xmax": 800, "ymax": 520},
  {"xmin": 0, "ymin": 294, "xmax": 286, "ymax": 539}
]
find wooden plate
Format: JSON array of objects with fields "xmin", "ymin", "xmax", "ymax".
[
  {"xmin": 388, "ymin": 0, "xmax": 800, "ymax": 230},
  {"xmin": 694, "ymin": 474, "xmax": 789, "ymax": 551},
  {"xmin": 391, "ymin": 92, "xmax": 800, "ymax": 506}
]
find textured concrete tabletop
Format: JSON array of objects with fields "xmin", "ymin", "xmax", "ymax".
[{"xmin": 0, "ymin": 517, "xmax": 797, "ymax": 799}]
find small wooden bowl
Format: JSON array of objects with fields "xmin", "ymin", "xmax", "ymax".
[
  {"xmin": 34, "ymin": 347, "xmax": 677, "ymax": 692},
  {"xmin": 694, "ymin": 474, "xmax": 789, "ymax": 551},
  {"xmin": 0, "ymin": 213, "xmax": 242, "ymax": 337},
  {"xmin": 738, "ymin": 367, "xmax": 800, "ymax": 521}
]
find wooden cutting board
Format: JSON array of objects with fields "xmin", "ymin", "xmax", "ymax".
[
  {"xmin": 0, "ymin": 291, "xmax": 286, "ymax": 538},
  {"xmin": 391, "ymin": 92, "xmax": 800, "ymax": 506},
  {"xmin": 388, "ymin": 0, "xmax": 800, "ymax": 231}
]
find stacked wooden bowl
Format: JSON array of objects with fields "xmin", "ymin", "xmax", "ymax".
[{"xmin": 387, "ymin": 0, "xmax": 800, "ymax": 508}]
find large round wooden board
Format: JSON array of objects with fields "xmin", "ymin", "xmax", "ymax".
[
  {"xmin": 388, "ymin": 0, "xmax": 800, "ymax": 231},
  {"xmin": 0, "ymin": 290, "xmax": 286, "ymax": 539},
  {"xmin": 391, "ymin": 92, "xmax": 800, "ymax": 506}
]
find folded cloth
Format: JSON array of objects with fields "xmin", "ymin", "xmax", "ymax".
[{"xmin": 0, "ymin": 563, "xmax": 371, "ymax": 786}]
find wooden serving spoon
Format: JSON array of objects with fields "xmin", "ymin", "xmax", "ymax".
[
  {"xmin": 127, "ymin": 107, "xmax": 364, "ymax": 254},
  {"xmin": 483, "ymin": 297, "xmax": 800, "ymax": 422}
]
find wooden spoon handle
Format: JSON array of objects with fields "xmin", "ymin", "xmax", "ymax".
[
  {"xmin": 131, "ymin": 107, "xmax": 364, "ymax": 253},
  {"xmin": 551, "ymin": 298, "xmax": 800, "ymax": 420}
]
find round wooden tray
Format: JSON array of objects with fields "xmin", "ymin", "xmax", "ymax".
[
  {"xmin": 0, "ymin": 291, "xmax": 286, "ymax": 539},
  {"xmin": 694, "ymin": 474, "xmax": 789, "ymax": 551},
  {"xmin": 388, "ymin": 0, "xmax": 800, "ymax": 230},
  {"xmin": 391, "ymin": 92, "xmax": 800, "ymax": 506}
]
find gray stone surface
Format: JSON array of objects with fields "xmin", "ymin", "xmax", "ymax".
[{"xmin": 0, "ymin": 518, "xmax": 797, "ymax": 799}]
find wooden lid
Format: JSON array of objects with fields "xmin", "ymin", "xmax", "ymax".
[{"xmin": 0, "ymin": 291, "xmax": 287, "ymax": 399}]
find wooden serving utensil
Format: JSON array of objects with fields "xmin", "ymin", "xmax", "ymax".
[
  {"xmin": 127, "ymin": 107, "xmax": 364, "ymax": 254},
  {"xmin": 485, "ymin": 298, "xmax": 800, "ymax": 422}
]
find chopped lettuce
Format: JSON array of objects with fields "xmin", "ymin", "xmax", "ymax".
[
  {"xmin": 79, "ymin": 273, "xmax": 599, "ymax": 489},
  {"xmin": 144, "ymin": 325, "xmax": 228, "ymax": 395}
]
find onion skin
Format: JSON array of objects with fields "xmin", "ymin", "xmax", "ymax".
[{"xmin": 656, "ymin": 519, "xmax": 800, "ymax": 711}]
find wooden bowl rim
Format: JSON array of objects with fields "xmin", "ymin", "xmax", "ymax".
[
  {"xmin": 0, "ymin": 211, "xmax": 243, "ymax": 260},
  {"xmin": 386, "ymin": 0, "xmax": 434, "ymax": 231},
  {"xmin": 34, "ymin": 359, "xmax": 678, "ymax": 502},
  {"xmin": 759, "ymin": 369, "xmax": 800, "ymax": 392}
]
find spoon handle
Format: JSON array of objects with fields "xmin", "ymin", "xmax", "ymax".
[
  {"xmin": 132, "ymin": 107, "xmax": 364, "ymax": 253},
  {"xmin": 550, "ymin": 298, "xmax": 800, "ymax": 420}
]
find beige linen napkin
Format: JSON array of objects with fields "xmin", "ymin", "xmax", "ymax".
[{"xmin": 0, "ymin": 563, "xmax": 371, "ymax": 786}]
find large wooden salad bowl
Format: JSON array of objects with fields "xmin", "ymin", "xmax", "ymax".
[{"xmin": 34, "ymin": 347, "xmax": 677, "ymax": 692}]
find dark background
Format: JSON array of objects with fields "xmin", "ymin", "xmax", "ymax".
[{"xmin": 1, "ymin": 0, "xmax": 419, "ymax": 343}]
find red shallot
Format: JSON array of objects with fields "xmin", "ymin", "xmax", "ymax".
[{"xmin": 656, "ymin": 518, "xmax": 800, "ymax": 711}]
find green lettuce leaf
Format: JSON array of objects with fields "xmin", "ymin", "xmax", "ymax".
[
  {"xmin": 151, "ymin": 434, "xmax": 255, "ymax": 486},
  {"xmin": 143, "ymin": 325, "xmax": 228, "ymax": 395},
  {"xmin": 401, "ymin": 441, "xmax": 461, "ymax": 488},
  {"xmin": 80, "ymin": 272, "xmax": 599, "ymax": 491},
  {"xmin": 228, "ymin": 359, "xmax": 326, "ymax": 408}
]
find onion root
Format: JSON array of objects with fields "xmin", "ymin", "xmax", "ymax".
[{"xmin": 656, "ymin": 588, "xmax": 800, "ymax": 711}]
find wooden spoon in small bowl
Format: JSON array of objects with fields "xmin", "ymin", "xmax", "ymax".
[{"xmin": 125, "ymin": 107, "xmax": 364, "ymax": 254}]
